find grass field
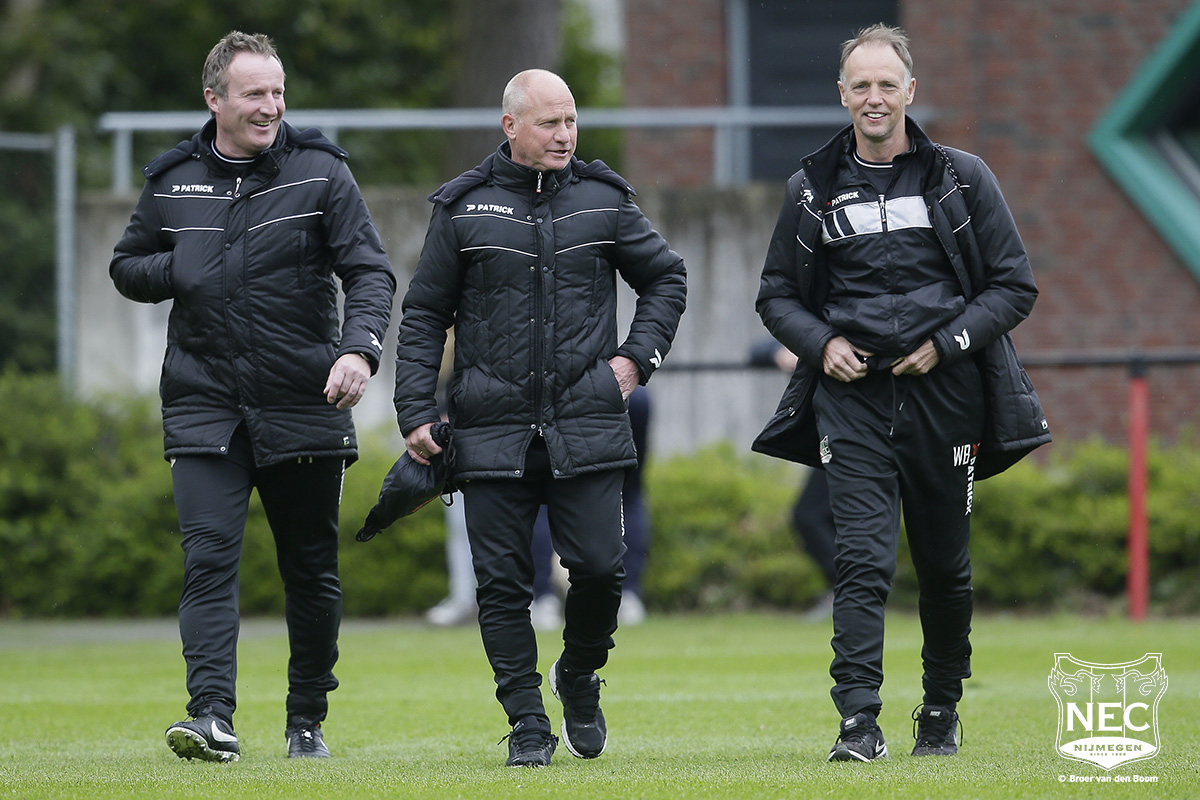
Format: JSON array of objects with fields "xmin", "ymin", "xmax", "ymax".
[{"xmin": 2, "ymin": 612, "xmax": 1198, "ymax": 799}]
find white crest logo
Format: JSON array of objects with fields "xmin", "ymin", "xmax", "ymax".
[
  {"xmin": 954, "ymin": 328, "xmax": 971, "ymax": 350},
  {"xmin": 1048, "ymin": 653, "xmax": 1167, "ymax": 771}
]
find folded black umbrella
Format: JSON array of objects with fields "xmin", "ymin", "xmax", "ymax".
[{"xmin": 355, "ymin": 421, "xmax": 454, "ymax": 542}]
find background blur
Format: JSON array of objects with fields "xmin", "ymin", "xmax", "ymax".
[{"xmin": 3, "ymin": 0, "xmax": 1199, "ymax": 617}]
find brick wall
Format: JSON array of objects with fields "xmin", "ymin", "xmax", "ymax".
[
  {"xmin": 623, "ymin": 0, "xmax": 726, "ymax": 187},
  {"xmin": 626, "ymin": 0, "xmax": 1200, "ymax": 446}
]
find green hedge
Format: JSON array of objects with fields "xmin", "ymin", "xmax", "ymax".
[{"xmin": 3, "ymin": 371, "xmax": 1199, "ymax": 617}]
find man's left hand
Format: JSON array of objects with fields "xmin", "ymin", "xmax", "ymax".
[
  {"xmin": 325, "ymin": 353, "xmax": 372, "ymax": 409},
  {"xmin": 890, "ymin": 340, "xmax": 940, "ymax": 376},
  {"xmin": 608, "ymin": 355, "xmax": 640, "ymax": 400}
]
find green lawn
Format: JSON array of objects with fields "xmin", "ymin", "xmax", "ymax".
[{"xmin": 1, "ymin": 612, "xmax": 1198, "ymax": 799}]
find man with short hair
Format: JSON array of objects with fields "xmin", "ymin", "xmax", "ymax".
[
  {"xmin": 395, "ymin": 68, "xmax": 686, "ymax": 767},
  {"xmin": 110, "ymin": 30, "xmax": 395, "ymax": 762},
  {"xmin": 754, "ymin": 24, "xmax": 1049, "ymax": 762}
]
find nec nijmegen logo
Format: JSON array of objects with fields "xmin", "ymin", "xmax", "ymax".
[{"xmin": 1048, "ymin": 653, "xmax": 1168, "ymax": 771}]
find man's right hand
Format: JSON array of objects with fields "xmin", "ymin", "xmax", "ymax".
[
  {"xmin": 822, "ymin": 336, "xmax": 872, "ymax": 382},
  {"xmin": 405, "ymin": 422, "xmax": 443, "ymax": 466}
]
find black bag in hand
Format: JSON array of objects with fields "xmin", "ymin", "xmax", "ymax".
[{"xmin": 355, "ymin": 421, "xmax": 454, "ymax": 542}]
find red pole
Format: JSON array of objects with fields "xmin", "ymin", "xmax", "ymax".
[{"xmin": 1127, "ymin": 357, "xmax": 1149, "ymax": 621}]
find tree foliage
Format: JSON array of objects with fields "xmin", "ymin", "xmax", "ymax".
[{"xmin": 0, "ymin": 0, "xmax": 621, "ymax": 372}]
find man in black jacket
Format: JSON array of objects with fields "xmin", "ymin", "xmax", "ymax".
[
  {"xmin": 755, "ymin": 24, "xmax": 1048, "ymax": 763},
  {"xmin": 395, "ymin": 69, "xmax": 685, "ymax": 767},
  {"xmin": 110, "ymin": 31, "xmax": 395, "ymax": 762}
]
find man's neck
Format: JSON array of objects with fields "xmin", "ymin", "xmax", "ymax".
[{"xmin": 856, "ymin": 132, "xmax": 910, "ymax": 164}]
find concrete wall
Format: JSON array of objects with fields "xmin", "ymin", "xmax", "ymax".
[{"xmin": 76, "ymin": 183, "xmax": 793, "ymax": 459}]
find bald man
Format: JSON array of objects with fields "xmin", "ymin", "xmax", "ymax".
[{"xmin": 394, "ymin": 69, "xmax": 685, "ymax": 767}]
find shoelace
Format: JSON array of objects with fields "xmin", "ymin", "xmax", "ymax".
[
  {"xmin": 562, "ymin": 676, "xmax": 604, "ymax": 724},
  {"xmin": 291, "ymin": 727, "xmax": 322, "ymax": 753},
  {"xmin": 835, "ymin": 724, "xmax": 875, "ymax": 745},
  {"xmin": 498, "ymin": 726, "xmax": 555, "ymax": 754},
  {"xmin": 912, "ymin": 705, "xmax": 964, "ymax": 746}
]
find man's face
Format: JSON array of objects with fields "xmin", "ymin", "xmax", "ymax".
[
  {"xmin": 503, "ymin": 75, "xmax": 577, "ymax": 172},
  {"xmin": 205, "ymin": 52, "xmax": 286, "ymax": 159},
  {"xmin": 838, "ymin": 43, "xmax": 915, "ymax": 150}
]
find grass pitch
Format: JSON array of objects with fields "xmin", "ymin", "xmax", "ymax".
[{"xmin": 1, "ymin": 612, "xmax": 1198, "ymax": 799}]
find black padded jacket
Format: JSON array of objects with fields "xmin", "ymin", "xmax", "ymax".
[
  {"xmin": 110, "ymin": 119, "xmax": 396, "ymax": 466},
  {"xmin": 753, "ymin": 119, "xmax": 1050, "ymax": 479},
  {"xmin": 394, "ymin": 143, "xmax": 686, "ymax": 481}
]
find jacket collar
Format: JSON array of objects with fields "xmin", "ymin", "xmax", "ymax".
[
  {"xmin": 489, "ymin": 141, "xmax": 575, "ymax": 194},
  {"xmin": 143, "ymin": 118, "xmax": 345, "ymax": 178},
  {"xmin": 801, "ymin": 117, "xmax": 937, "ymax": 199}
]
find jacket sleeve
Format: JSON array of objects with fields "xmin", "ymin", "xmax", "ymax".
[
  {"xmin": 393, "ymin": 203, "xmax": 461, "ymax": 436},
  {"xmin": 109, "ymin": 182, "xmax": 174, "ymax": 304},
  {"xmin": 755, "ymin": 175, "xmax": 839, "ymax": 368},
  {"xmin": 611, "ymin": 194, "xmax": 687, "ymax": 383},
  {"xmin": 323, "ymin": 159, "xmax": 397, "ymax": 374},
  {"xmin": 931, "ymin": 153, "xmax": 1038, "ymax": 365}
]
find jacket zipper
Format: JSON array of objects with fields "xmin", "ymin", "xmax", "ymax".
[{"xmin": 532, "ymin": 174, "xmax": 546, "ymax": 437}]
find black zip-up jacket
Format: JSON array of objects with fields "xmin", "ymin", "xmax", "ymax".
[
  {"xmin": 110, "ymin": 119, "xmax": 396, "ymax": 466},
  {"xmin": 394, "ymin": 143, "xmax": 686, "ymax": 481},
  {"xmin": 754, "ymin": 120, "xmax": 1050, "ymax": 479}
]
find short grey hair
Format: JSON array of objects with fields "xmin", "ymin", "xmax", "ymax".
[
  {"xmin": 202, "ymin": 31, "xmax": 283, "ymax": 99},
  {"xmin": 839, "ymin": 23, "xmax": 913, "ymax": 85},
  {"xmin": 502, "ymin": 69, "xmax": 568, "ymax": 118}
]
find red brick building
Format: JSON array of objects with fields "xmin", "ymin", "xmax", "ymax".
[{"xmin": 624, "ymin": 0, "xmax": 1200, "ymax": 446}]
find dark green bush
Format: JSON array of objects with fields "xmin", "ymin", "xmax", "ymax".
[{"xmin": 3, "ymin": 368, "xmax": 1199, "ymax": 617}]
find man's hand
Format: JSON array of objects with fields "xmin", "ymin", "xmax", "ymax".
[
  {"xmin": 773, "ymin": 346, "xmax": 799, "ymax": 372},
  {"xmin": 890, "ymin": 340, "xmax": 940, "ymax": 376},
  {"xmin": 405, "ymin": 422, "xmax": 442, "ymax": 466},
  {"xmin": 822, "ymin": 336, "xmax": 872, "ymax": 382},
  {"xmin": 324, "ymin": 353, "xmax": 372, "ymax": 409},
  {"xmin": 608, "ymin": 355, "xmax": 640, "ymax": 400}
]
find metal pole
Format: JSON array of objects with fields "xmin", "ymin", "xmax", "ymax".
[
  {"xmin": 55, "ymin": 125, "xmax": 77, "ymax": 391},
  {"xmin": 1126, "ymin": 356, "xmax": 1149, "ymax": 621}
]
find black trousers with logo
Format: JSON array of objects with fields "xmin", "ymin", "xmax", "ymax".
[
  {"xmin": 813, "ymin": 359, "xmax": 983, "ymax": 719},
  {"xmin": 170, "ymin": 423, "xmax": 344, "ymax": 727},
  {"xmin": 461, "ymin": 436, "xmax": 627, "ymax": 727}
]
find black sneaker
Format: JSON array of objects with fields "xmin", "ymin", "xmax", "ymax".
[
  {"xmin": 549, "ymin": 659, "xmax": 607, "ymax": 758},
  {"xmin": 828, "ymin": 712, "xmax": 887, "ymax": 762},
  {"xmin": 501, "ymin": 715, "xmax": 557, "ymax": 767},
  {"xmin": 165, "ymin": 714, "xmax": 240, "ymax": 763},
  {"xmin": 911, "ymin": 704, "xmax": 961, "ymax": 756},
  {"xmin": 286, "ymin": 722, "xmax": 331, "ymax": 758}
]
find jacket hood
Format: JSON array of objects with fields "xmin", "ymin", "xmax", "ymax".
[
  {"xmin": 429, "ymin": 141, "xmax": 634, "ymax": 205},
  {"xmin": 143, "ymin": 119, "xmax": 347, "ymax": 178}
]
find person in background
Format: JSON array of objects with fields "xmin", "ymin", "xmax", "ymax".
[
  {"xmin": 754, "ymin": 24, "xmax": 1048, "ymax": 763},
  {"xmin": 531, "ymin": 384, "xmax": 653, "ymax": 630},
  {"xmin": 750, "ymin": 341, "xmax": 837, "ymax": 619},
  {"xmin": 394, "ymin": 69, "xmax": 686, "ymax": 767},
  {"xmin": 109, "ymin": 31, "xmax": 394, "ymax": 762}
]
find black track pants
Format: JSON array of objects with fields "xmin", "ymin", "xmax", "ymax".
[
  {"xmin": 171, "ymin": 424, "xmax": 344, "ymax": 725},
  {"xmin": 813, "ymin": 359, "xmax": 983, "ymax": 718},
  {"xmin": 461, "ymin": 437, "xmax": 626, "ymax": 727}
]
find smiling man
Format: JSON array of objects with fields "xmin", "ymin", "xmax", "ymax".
[
  {"xmin": 394, "ymin": 69, "xmax": 685, "ymax": 767},
  {"xmin": 110, "ymin": 31, "xmax": 395, "ymax": 762},
  {"xmin": 754, "ymin": 24, "xmax": 1049, "ymax": 762}
]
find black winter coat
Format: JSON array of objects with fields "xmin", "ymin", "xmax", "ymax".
[
  {"xmin": 110, "ymin": 120, "xmax": 396, "ymax": 466},
  {"xmin": 394, "ymin": 143, "xmax": 686, "ymax": 481},
  {"xmin": 754, "ymin": 120, "xmax": 1050, "ymax": 479}
]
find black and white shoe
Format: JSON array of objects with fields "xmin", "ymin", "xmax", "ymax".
[
  {"xmin": 502, "ymin": 715, "xmax": 557, "ymax": 767},
  {"xmin": 828, "ymin": 712, "xmax": 887, "ymax": 762},
  {"xmin": 911, "ymin": 704, "xmax": 961, "ymax": 756},
  {"xmin": 549, "ymin": 659, "xmax": 607, "ymax": 759},
  {"xmin": 165, "ymin": 714, "xmax": 240, "ymax": 763},
  {"xmin": 286, "ymin": 722, "xmax": 331, "ymax": 758}
]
